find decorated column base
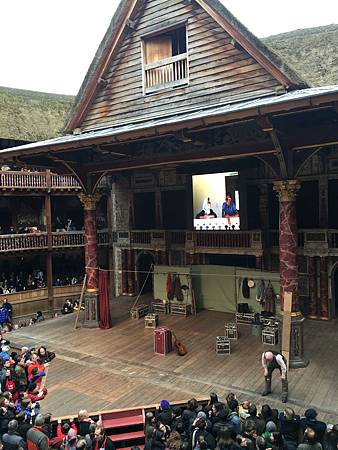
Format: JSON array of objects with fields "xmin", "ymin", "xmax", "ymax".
[
  {"xmin": 279, "ymin": 313, "xmax": 309, "ymax": 369},
  {"xmin": 83, "ymin": 289, "xmax": 100, "ymax": 328}
]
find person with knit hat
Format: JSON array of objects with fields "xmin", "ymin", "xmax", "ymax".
[
  {"xmin": 156, "ymin": 400, "xmax": 173, "ymax": 427},
  {"xmin": 261, "ymin": 351, "xmax": 288, "ymax": 403},
  {"xmin": 300, "ymin": 410, "xmax": 326, "ymax": 444}
]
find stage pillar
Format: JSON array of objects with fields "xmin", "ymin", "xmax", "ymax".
[
  {"xmin": 273, "ymin": 180, "xmax": 308, "ymax": 368},
  {"xmin": 121, "ymin": 249, "xmax": 128, "ymax": 295},
  {"xmin": 308, "ymin": 256, "xmax": 318, "ymax": 318},
  {"xmin": 79, "ymin": 194, "xmax": 101, "ymax": 327},
  {"xmin": 320, "ymin": 257, "xmax": 329, "ymax": 319},
  {"xmin": 44, "ymin": 189, "xmax": 54, "ymax": 314},
  {"xmin": 127, "ymin": 249, "xmax": 136, "ymax": 296}
]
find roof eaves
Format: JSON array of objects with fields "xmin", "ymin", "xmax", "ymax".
[{"xmin": 200, "ymin": 0, "xmax": 309, "ymax": 90}]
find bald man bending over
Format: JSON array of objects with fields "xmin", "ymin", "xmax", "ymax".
[{"xmin": 262, "ymin": 351, "xmax": 288, "ymax": 403}]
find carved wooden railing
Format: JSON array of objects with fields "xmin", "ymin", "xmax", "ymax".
[
  {"xmin": 269, "ymin": 230, "xmax": 306, "ymax": 248},
  {"xmin": 0, "ymin": 233, "xmax": 48, "ymax": 252},
  {"xmin": 195, "ymin": 231, "xmax": 252, "ymax": 249},
  {"xmin": 144, "ymin": 53, "xmax": 188, "ymax": 94},
  {"xmin": 51, "ymin": 232, "xmax": 84, "ymax": 248},
  {"xmin": 0, "ymin": 230, "xmax": 110, "ymax": 252},
  {"xmin": 0, "ymin": 171, "xmax": 81, "ymax": 191}
]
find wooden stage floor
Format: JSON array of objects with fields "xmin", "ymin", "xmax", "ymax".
[{"xmin": 10, "ymin": 298, "xmax": 338, "ymax": 422}]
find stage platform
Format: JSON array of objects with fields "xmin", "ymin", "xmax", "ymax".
[{"xmin": 9, "ymin": 298, "xmax": 338, "ymax": 422}]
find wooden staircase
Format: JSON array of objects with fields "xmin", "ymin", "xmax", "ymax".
[{"xmin": 101, "ymin": 408, "xmax": 145, "ymax": 449}]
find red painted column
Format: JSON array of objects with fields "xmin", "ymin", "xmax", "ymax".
[
  {"xmin": 274, "ymin": 181, "xmax": 308, "ymax": 368},
  {"xmin": 79, "ymin": 194, "xmax": 100, "ymax": 290},
  {"xmin": 79, "ymin": 194, "xmax": 101, "ymax": 327},
  {"xmin": 308, "ymin": 256, "xmax": 318, "ymax": 318},
  {"xmin": 320, "ymin": 257, "xmax": 329, "ymax": 319},
  {"xmin": 273, "ymin": 181, "xmax": 300, "ymax": 311}
]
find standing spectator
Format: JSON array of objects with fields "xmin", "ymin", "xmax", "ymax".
[
  {"xmin": 297, "ymin": 428, "xmax": 322, "ymax": 450},
  {"xmin": 226, "ymin": 400, "xmax": 241, "ymax": 435},
  {"xmin": 2, "ymin": 419, "xmax": 26, "ymax": 450},
  {"xmin": 2, "ymin": 299, "xmax": 12, "ymax": 323},
  {"xmin": 94, "ymin": 425, "xmax": 115, "ymax": 450},
  {"xmin": 279, "ymin": 408, "xmax": 301, "ymax": 450},
  {"xmin": 300, "ymin": 411, "xmax": 327, "ymax": 444},
  {"xmin": 26, "ymin": 414, "xmax": 49, "ymax": 450}
]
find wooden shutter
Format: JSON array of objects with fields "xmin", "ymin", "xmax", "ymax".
[{"xmin": 144, "ymin": 35, "xmax": 172, "ymax": 64}]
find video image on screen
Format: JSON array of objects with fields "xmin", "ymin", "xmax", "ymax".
[{"xmin": 193, "ymin": 172, "xmax": 240, "ymax": 230}]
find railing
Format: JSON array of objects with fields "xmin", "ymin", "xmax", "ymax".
[
  {"xmin": 195, "ymin": 231, "xmax": 251, "ymax": 249},
  {"xmin": 97, "ymin": 230, "xmax": 109, "ymax": 245},
  {"xmin": 0, "ymin": 233, "xmax": 48, "ymax": 252},
  {"xmin": 169, "ymin": 230, "xmax": 186, "ymax": 245},
  {"xmin": 131, "ymin": 231, "xmax": 151, "ymax": 245},
  {"xmin": 52, "ymin": 232, "xmax": 84, "ymax": 248},
  {"xmin": 0, "ymin": 171, "xmax": 81, "ymax": 191},
  {"xmin": 0, "ymin": 230, "xmax": 110, "ymax": 252},
  {"xmin": 144, "ymin": 53, "xmax": 188, "ymax": 94},
  {"xmin": 50, "ymin": 174, "xmax": 81, "ymax": 190},
  {"xmin": 269, "ymin": 230, "xmax": 307, "ymax": 248}
]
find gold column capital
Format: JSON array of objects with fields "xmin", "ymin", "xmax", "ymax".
[
  {"xmin": 79, "ymin": 193, "xmax": 101, "ymax": 210},
  {"xmin": 273, "ymin": 180, "xmax": 300, "ymax": 202}
]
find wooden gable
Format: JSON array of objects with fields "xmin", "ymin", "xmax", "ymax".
[{"xmin": 71, "ymin": 0, "xmax": 304, "ymax": 133}]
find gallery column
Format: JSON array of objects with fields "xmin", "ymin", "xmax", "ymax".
[
  {"xmin": 308, "ymin": 256, "xmax": 318, "ymax": 318},
  {"xmin": 273, "ymin": 180, "xmax": 308, "ymax": 368},
  {"xmin": 320, "ymin": 257, "xmax": 329, "ymax": 319},
  {"xmin": 79, "ymin": 194, "xmax": 101, "ymax": 327}
]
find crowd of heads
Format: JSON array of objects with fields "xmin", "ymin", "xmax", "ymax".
[
  {"xmin": 143, "ymin": 393, "xmax": 338, "ymax": 450},
  {"xmin": 0, "ymin": 269, "xmax": 83, "ymax": 296}
]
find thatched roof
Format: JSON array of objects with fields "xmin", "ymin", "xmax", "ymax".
[
  {"xmin": 0, "ymin": 86, "xmax": 74, "ymax": 142},
  {"xmin": 263, "ymin": 24, "xmax": 338, "ymax": 87}
]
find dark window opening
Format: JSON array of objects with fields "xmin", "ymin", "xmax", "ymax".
[{"xmin": 133, "ymin": 192, "xmax": 156, "ymax": 229}]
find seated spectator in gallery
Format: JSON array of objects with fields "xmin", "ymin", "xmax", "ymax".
[
  {"xmin": 54, "ymin": 278, "xmax": 63, "ymax": 287},
  {"xmin": 196, "ymin": 198, "xmax": 217, "ymax": 219},
  {"xmin": 26, "ymin": 275, "xmax": 35, "ymax": 290},
  {"xmin": 61, "ymin": 299, "xmax": 74, "ymax": 315}
]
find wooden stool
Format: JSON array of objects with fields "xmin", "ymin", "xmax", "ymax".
[
  {"xmin": 225, "ymin": 322, "xmax": 238, "ymax": 340},
  {"xmin": 215, "ymin": 336, "xmax": 231, "ymax": 355},
  {"xmin": 145, "ymin": 313, "xmax": 159, "ymax": 329}
]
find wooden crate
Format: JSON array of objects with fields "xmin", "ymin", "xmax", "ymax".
[
  {"xmin": 130, "ymin": 304, "xmax": 149, "ymax": 320},
  {"xmin": 170, "ymin": 303, "xmax": 192, "ymax": 316},
  {"xmin": 261, "ymin": 316, "xmax": 278, "ymax": 327},
  {"xmin": 152, "ymin": 301, "xmax": 169, "ymax": 314},
  {"xmin": 145, "ymin": 313, "xmax": 159, "ymax": 329},
  {"xmin": 262, "ymin": 326, "xmax": 278, "ymax": 345},
  {"xmin": 215, "ymin": 336, "xmax": 231, "ymax": 355},
  {"xmin": 236, "ymin": 312, "xmax": 255, "ymax": 325},
  {"xmin": 224, "ymin": 322, "xmax": 238, "ymax": 340}
]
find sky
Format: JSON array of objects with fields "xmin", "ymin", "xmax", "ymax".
[{"xmin": 0, "ymin": 0, "xmax": 337, "ymax": 95}]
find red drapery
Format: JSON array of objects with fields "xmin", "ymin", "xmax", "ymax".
[{"xmin": 99, "ymin": 271, "xmax": 112, "ymax": 329}]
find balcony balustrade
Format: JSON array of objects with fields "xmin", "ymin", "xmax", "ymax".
[
  {"xmin": 0, "ymin": 170, "xmax": 81, "ymax": 191},
  {"xmin": 0, "ymin": 230, "xmax": 109, "ymax": 253}
]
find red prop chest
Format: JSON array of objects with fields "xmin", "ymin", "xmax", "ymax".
[{"xmin": 154, "ymin": 326, "xmax": 173, "ymax": 356}]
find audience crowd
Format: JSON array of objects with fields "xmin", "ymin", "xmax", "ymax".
[
  {"xmin": 0, "ymin": 270, "xmax": 83, "ymax": 295},
  {"xmin": 143, "ymin": 395, "xmax": 338, "ymax": 450}
]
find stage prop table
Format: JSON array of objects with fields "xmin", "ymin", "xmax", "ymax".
[{"xmin": 154, "ymin": 326, "xmax": 173, "ymax": 356}]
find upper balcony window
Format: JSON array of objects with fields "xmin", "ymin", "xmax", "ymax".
[{"xmin": 142, "ymin": 26, "xmax": 188, "ymax": 94}]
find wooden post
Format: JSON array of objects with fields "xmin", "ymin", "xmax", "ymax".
[
  {"xmin": 45, "ymin": 192, "xmax": 54, "ymax": 313},
  {"xmin": 281, "ymin": 291, "xmax": 292, "ymax": 367}
]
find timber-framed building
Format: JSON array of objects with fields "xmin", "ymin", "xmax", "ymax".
[{"xmin": 1, "ymin": 0, "xmax": 338, "ymax": 368}]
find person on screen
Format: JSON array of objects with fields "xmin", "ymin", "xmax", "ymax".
[
  {"xmin": 196, "ymin": 197, "xmax": 217, "ymax": 219},
  {"xmin": 222, "ymin": 195, "xmax": 238, "ymax": 223}
]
